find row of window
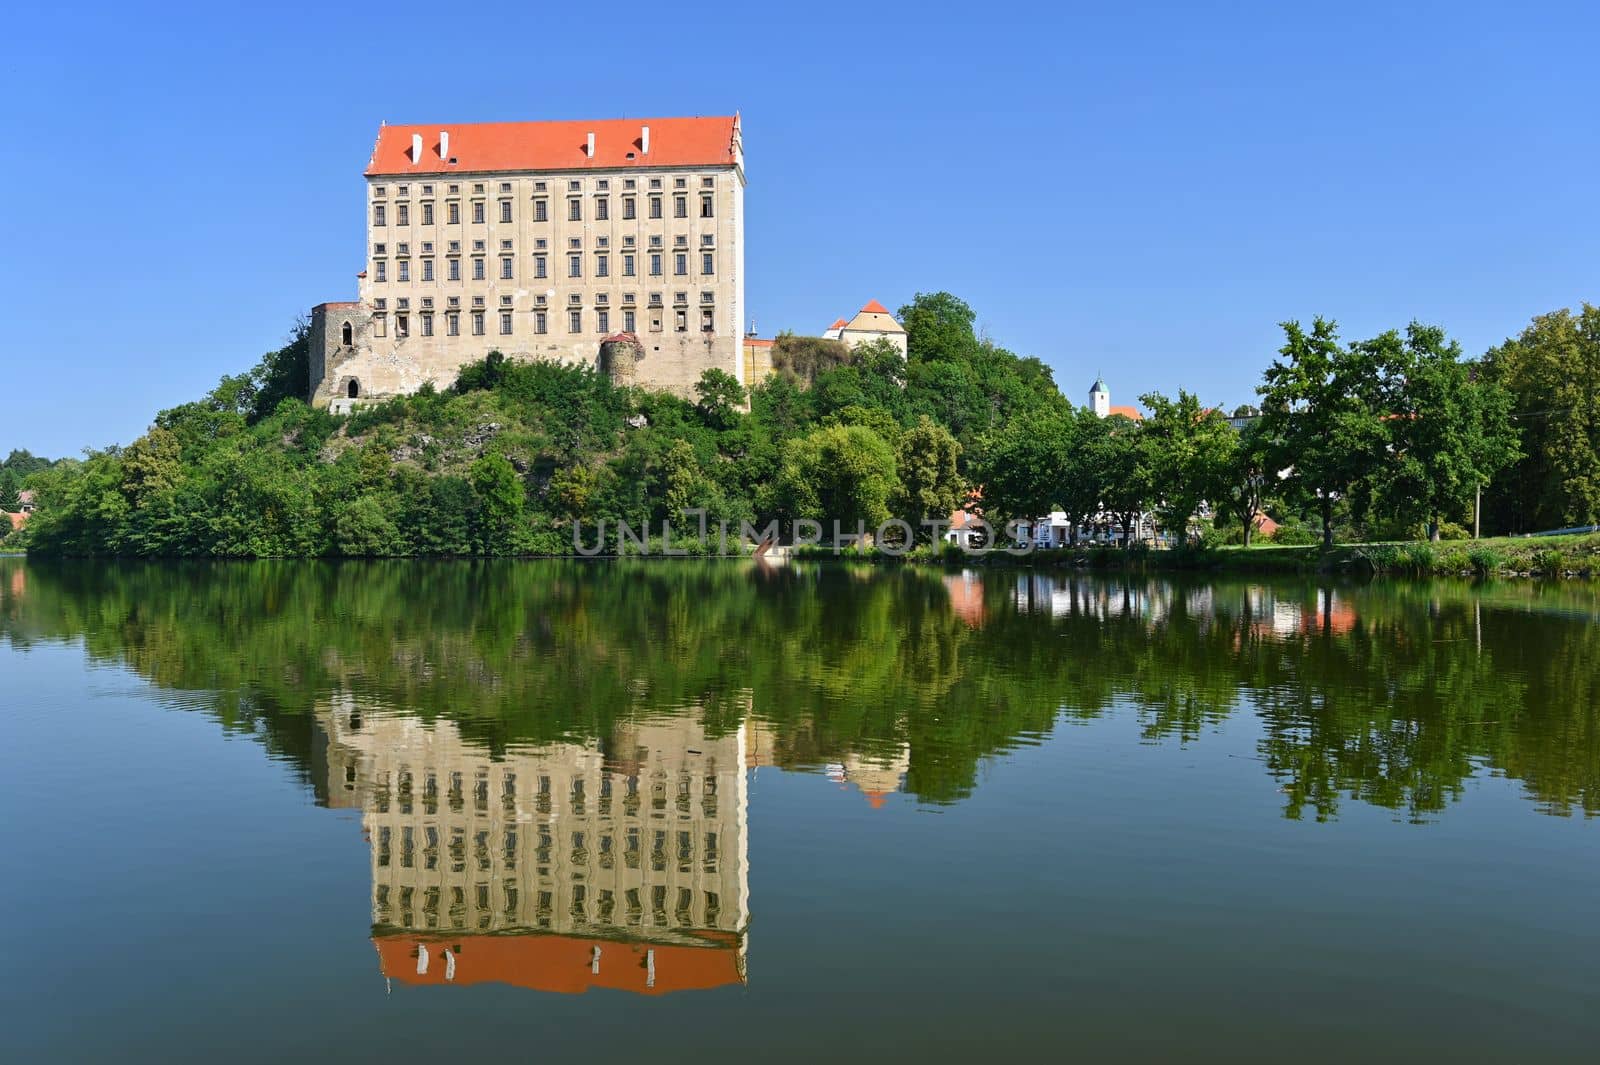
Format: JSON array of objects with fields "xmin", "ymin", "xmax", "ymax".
[
  {"xmin": 374, "ymin": 291, "xmax": 713, "ymax": 312},
  {"xmin": 376, "ymin": 824, "xmax": 722, "ymax": 872},
  {"xmin": 375, "ymin": 175, "xmax": 715, "ymax": 198},
  {"xmin": 374, "ymin": 193, "xmax": 714, "ymax": 227},
  {"xmin": 375, "ymin": 234, "xmax": 713, "ymax": 256},
  {"xmin": 373, "ymin": 306, "xmax": 716, "ymax": 339},
  {"xmin": 373, "ymin": 251, "xmax": 716, "ymax": 283}
]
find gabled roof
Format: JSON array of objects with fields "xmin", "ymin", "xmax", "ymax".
[
  {"xmin": 366, "ymin": 116, "xmax": 740, "ymax": 176},
  {"xmin": 1108, "ymin": 404, "xmax": 1143, "ymax": 421},
  {"xmin": 841, "ymin": 300, "xmax": 905, "ymax": 335}
]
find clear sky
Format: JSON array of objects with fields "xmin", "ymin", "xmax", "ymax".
[{"xmin": 4, "ymin": 0, "xmax": 1598, "ymax": 457}]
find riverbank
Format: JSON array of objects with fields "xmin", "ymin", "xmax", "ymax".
[{"xmin": 795, "ymin": 531, "xmax": 1600, "ymax": 579}]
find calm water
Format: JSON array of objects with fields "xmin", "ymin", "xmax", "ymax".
[{"xmin": 2, "ymin": 558, "xmax": 1598, "ymax": 1062}]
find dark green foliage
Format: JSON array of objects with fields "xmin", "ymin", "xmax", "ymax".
[
  {"xmin": 1481, "ymin": 305, "xmax": 1600, "ymax": 532},
  {"xmin": 14, "ymin": 291, "xmax": 1592, "ymax": 557},
  {"xmin": 694, "ymin": 368, "xmax": 746, "ymax": 431}
]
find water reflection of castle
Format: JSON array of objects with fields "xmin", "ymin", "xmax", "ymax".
[
  {"xmin": 314, "ymin": 699, "xmax": 913, "ymax": 995},
  {"xmin": 315, "ymin": 700, "xmax": 755, "ymax": 995}
]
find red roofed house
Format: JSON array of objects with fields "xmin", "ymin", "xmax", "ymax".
[
  {"xmin": 834, "ymin": 300, "xmax": 907, "ymax": 356},
  {"xmin": 309, "ymin": 115, "xmax": 747, "ymax": 413}
]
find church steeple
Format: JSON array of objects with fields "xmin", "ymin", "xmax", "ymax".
[{"xmin": 1089, "ymin": 374, "xmax": 1110, "ymax": 417}]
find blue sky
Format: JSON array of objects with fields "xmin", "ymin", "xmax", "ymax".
[{"xmin": 4, "ymin": 0, "xmax": 1598, "ymax": 457}]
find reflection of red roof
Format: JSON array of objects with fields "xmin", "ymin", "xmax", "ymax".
[
  {"xmin": 943, "ymin": 573, "xmax": 986, "ymax": 628},
  {"xmin": 860, "ymin": 300, "xmax": 890, "ymax": 315},
  {"xmin": 375, "ymin": 931, "xmax": 743, "ymax": 995},
  {"xmin": 367, "ymin": 116, "xmax": 739, "ymax": 176},
  {"xmin": 1302, "ymin": 600, "xmax": 1357, "ymax": 636}
]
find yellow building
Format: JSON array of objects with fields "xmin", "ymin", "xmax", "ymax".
[{"xmin": 311, "ymin": 115, "xmax": 748, "ymax": 411}]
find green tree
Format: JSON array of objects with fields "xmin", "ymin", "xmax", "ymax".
[
  {"xmin": 1058, "ymin": 408, "xmax": 1117, "ymax": 542},
  {"xmin": 658, "ymin": 439, "xmax": 705, "ymax": 519},
  {"xmin": 893, "ymin": 416, "xmax": 965, "ymax": 540},
  {"xmin": 975, "ymin": 406, "xmax": 1075, "ymax": 524},
  {"xmin": 694, "ymin": 368, "xmax": 746, "ymax": 431},
  {"xmin": 899, "ymin": 292, "xmax": 979, "ymax": 365},
  {"xmin": 1482, "ymin": 305, "xmax": 1600, "ymax": 532},
  {"xmin": 0, "ymin": 469, "xmax": 19, "ymax": 512},
  {"xmin": 774, "ymin": 425, "xmax": 900, "ymax": 541},
  {"xmin": 1100, "ymin": 415, "xmax": 1152, "ymax": 547},
  {"xmin": 1380, "ymin": 323, "xmax": 1519, "ymax": 540},
  {"xmin": 1215, "ymin": 419, "xmax": 1274, "ymax": 547},
  {"xmin": 1257, "ymin": 318, "xmax": 1389, "ymax": 547},
  {"xmin": 471, "ymin": 452, "xmax": 525, "ymax": 552},
  {"xmin": 334, "ymin": 495, "xmax": 401, "ymax": 556},
  {"xmin": 246, "ymin": 319, "xmax": 312, "ymax": 422},
  {"xmin": 1138, "ymin": 390, "xmax": 1234, "ymax": 544}
]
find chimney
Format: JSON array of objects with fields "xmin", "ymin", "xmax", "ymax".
[
  {"xmin": 439, "ymin": 130, "xmax": 449, "ymax": 161},
  {"xmin": 641, "ymin": 125, "xmax": 650, "ymax": 155},
  {"xmin": 586, "ymin": 132, "xmax": 595, "ymax": 158},
  {"xmin": 410, "ymin": 133, "xmax": 423, "ymax": 163}
]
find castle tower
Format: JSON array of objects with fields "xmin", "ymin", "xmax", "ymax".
[{"xmin": 1090, "ymin": 376, "xmax": 1110, "ymax": 418}]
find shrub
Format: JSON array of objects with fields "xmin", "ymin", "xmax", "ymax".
[
  {"xmin": 1396, "ymin": 542, "xmax": 1436, "ymax": 575},
  {"xmin": 1468, "ymin": 545, "xmax": 1504, "ymax": 576},
  {"xmin": 1535, "ymin": 549, "xmax": 1567, "ymax": 574},
  {"xmin": 1268, "ymin": 521, "xmax": 1319, "ymax": 546}
]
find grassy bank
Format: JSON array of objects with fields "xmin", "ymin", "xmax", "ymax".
[{"xmin": 793, "ymin": 532, "xmax": 1600, "ymax": 579}]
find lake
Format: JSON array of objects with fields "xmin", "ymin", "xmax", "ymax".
[{"xmin": 2, "ymin": 558, "xmax": 1597, "ymax": 1062}]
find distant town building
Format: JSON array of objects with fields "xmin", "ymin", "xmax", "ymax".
[
  {"xmin": 310, "ymin": 115, "xmax": 748, "ymax": 412},
  {"xmin": 833, "ymin": 300, "xmax": 907, "ymax": 356},
  {"xmin": 1089, "ymin": 376, "xmax": 1142, "ymax": 420}
]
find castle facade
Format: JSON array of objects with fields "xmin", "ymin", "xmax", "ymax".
[{"xmin": 311, "ymin": 115, "xmax": 747, "ymax": 411}]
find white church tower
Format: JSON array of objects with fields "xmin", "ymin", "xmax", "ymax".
[{"xmin": 1089, "ymin": 376, "xmax": 1111, "ymax": 418}]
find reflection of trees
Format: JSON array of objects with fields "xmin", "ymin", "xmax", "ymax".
[{"xmin": 1, "ymin": 558, "xmax": 1596, "ymax": 819}]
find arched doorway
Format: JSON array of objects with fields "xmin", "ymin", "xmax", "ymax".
[
  {"xmin": 341, "ymin": 321, "xmax": 353, "ymax": 346},
  {"xmin": 347, "ymin": 379, "xmax": 360, "ymax": 399}
]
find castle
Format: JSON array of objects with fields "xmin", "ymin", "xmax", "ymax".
[{"xmin": 310, "ymin": 115, "xmax": 747, "ymax": 412}]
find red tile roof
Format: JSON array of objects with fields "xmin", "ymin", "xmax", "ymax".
[
  {"xmin": 859, "ymin": 300, "xmax": 890, "ymax": 315},
  {"xmin": 827, "ymin": 318, "xmax": 847, "ymax": 330},
  {"xmin": 374, "ymin": 931, "xmax": 743, "ymax": 995},
  {"xmin": 1108, "ymin": 404, "xmax": 1144, "ymax": 421},
  {"xmin": 366, "ymin": 116, "xmax": 740, "ymax": 176}
]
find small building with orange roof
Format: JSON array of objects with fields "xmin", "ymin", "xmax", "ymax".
[{"xmin": 836, "ymin": 299, "xmax": 907, "ymax": 356}]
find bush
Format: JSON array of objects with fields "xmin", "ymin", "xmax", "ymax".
[
  {"xmin": 1535, "ymin": 549, "xmax": 1567, "ymax": 575},
  {"xmin": 1468, "ymin": 545, "xmax": 1504, "ymax": 576},
  {"xmin": 1267, "ymin": 521, "xmax": 1319, "ymax": 546},
  {"xmin": 1397, "ymin": 542, "xmax": 1436, "ymax": 575}
]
